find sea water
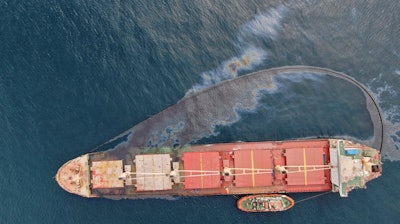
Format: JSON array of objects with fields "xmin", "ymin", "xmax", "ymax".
[{"xmin": 1, "ymin": 1, "xmax": 400, "ymax": 223}]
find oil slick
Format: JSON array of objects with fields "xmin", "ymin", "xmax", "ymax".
[
  {"xmin": 101, "ymin": 66, "xmax": 384, "ymax": 171},
  {"xmin": 187, "ymin": 6, "xmax": 286, "ymax": 95},
  {"xmin": 187, "ymin": 46, "xmax": 268, "ymax": 95},
  {"xmin": 146, "ymin": 121, "xmax": 185, "ymax": 148},
  {"xmin": 91, "ymin": 5, "xmax": 399, "ymax": 162}
]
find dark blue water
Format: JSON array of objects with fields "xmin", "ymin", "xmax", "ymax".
[{"xmin": 1, "ymin": 1, "xmax": 400, "ymax": 223}]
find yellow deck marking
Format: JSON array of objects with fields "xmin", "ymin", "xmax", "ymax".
[
  {"xmin": 200, "ymin": 153, "xmax": 204, "ymax": 188},
  {"xmin": 251, "ymin": 150, "xmax": 255, "ymax": 187},
  {"xmin": 303, "ymin": 148, "xmax": 308, "ymax": 185}
]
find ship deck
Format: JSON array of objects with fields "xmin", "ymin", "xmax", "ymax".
[{"xmin": 87, "ymin": 139, "xmax": 333, "ymax": 197}]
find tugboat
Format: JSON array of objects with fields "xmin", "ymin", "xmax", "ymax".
[{"xmin": 237, "ymin": 194, "xmax": 295, "ymax": 212}]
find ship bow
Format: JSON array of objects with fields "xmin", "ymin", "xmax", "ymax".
[{"xmin": 56, "ymin": 154, "xmax": 93, "ymax": 197}]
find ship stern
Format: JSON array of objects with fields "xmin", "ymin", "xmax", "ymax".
[{"xmin": 329, "ymin": 139, "xmax": 382, "ymax": 197}]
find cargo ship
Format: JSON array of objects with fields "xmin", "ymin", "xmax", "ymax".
[{"xmin": 56, "ymin": 139, "xmax": 382, "ymax": 203}]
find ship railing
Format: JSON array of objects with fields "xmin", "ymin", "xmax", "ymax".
[{"xmin": 276, "ymin": 165, "xmax": 333, "ymax": 174}]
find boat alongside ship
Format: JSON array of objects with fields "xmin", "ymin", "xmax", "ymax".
[
  {"xmin": 56, "ymin": 138, "xmax": 382, "ymax": 210},
  {"xmin": 237, "ymin": 194, "xmax": 295, "ymax": 212}
]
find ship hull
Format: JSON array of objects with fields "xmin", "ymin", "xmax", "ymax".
[{"xmin": 56, "ymin": 139, "xmax": 381, "ymax": 199}]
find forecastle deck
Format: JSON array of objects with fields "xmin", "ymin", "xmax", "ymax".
[{"xmin": 56, "ymin": 139, "xmax": 381, "ymax": 198}]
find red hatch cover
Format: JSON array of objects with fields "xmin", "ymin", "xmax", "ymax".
[
  {"xmin": 182, "ymin": 152, "xmax": 221, "ymax": 189},
  {"xmin": 233, "ymin": 150, "xmax": 273, "ymax": 187},
  {"xmin": 285, "ymin": 148, "xmax": 326, "ymax": 185}
]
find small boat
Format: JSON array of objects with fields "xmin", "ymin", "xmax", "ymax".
[{"xmin": 237, "ymin": 194, "xmax": 295, "ymax": 212}]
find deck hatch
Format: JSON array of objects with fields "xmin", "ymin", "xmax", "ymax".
[
  {"xmin": 91, "ymin": 160, "xmax": 124, "ymax": 189},
  {"xmin": 135, "ymin": 154, "xmax": 172, "ymax": 191},
  {"xmin": 182, "ymin": 152, "xmax": 221, "ymax": 189},
  {"xmin": 233, "ymin": 150, "xmax": 273, "ymax": 187},
  {"xmin": 285, "ymin": 148, "xmax": 326, "ymax": 185}
]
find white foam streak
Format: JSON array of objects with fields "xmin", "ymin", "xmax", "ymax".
[
  {"xmin": 367, "ymin": 71, "xmax": 400, "ymax": 161},
  {"xmin": 238, "ymin": 5, "xmax": 287, "ymax": 42}
]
